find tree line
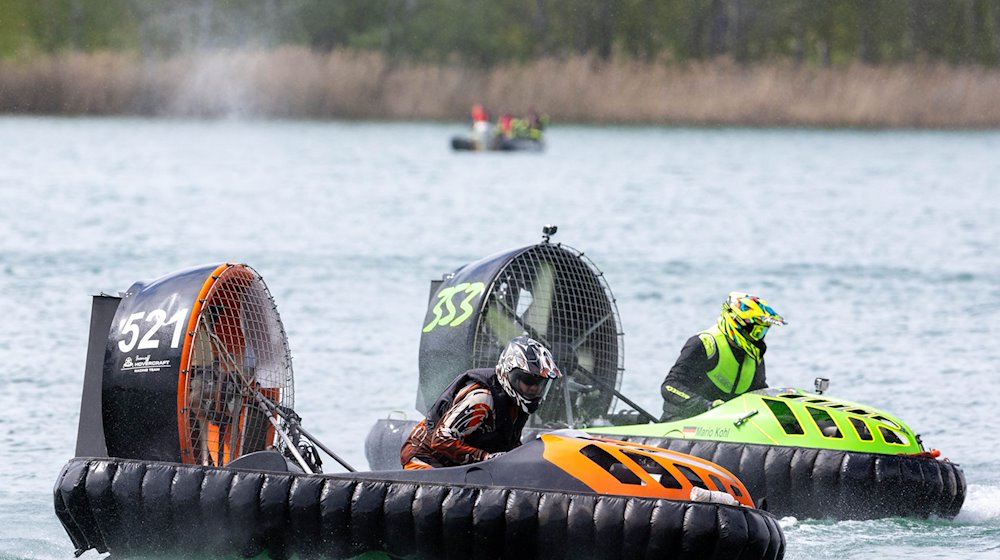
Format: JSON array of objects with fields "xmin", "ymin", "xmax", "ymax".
[{"xmin": 3, "ymin": 0, "xmax": 1000, "ymax": 67}]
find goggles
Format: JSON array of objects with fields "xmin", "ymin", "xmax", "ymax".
[{"xmin": 745, "ymin": 323, "xmax": 769, "ymax": 341}]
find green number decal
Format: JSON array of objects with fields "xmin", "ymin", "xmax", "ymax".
[
  {"xmin": 422, "ymin": 282, "xmax": 486, "ymax": 332},
  {"xmin": 450, "ymin": 282, "xmax": 485, "ymax": 326}
]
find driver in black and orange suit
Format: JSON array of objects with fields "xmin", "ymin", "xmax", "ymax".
[{"xmin": 400, "ymin": 336, "xmax": 562, "ymax": 469}]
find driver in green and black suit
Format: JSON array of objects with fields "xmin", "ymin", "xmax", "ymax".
[{"xmin": 660, "ymin": 292, "xmax": 786, "ymax": 421}]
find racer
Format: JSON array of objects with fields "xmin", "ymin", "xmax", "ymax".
[
  {"xmin": 660, "ymin": 292, "xmax": 786, "ymax": 421},
  {"xmin": 401, "ymin": 336, "xmax": 561, "ymax": 469}
]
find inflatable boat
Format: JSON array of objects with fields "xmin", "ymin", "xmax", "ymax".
[
  {"xmin": 364, "ymin": 227, "xmax": 966, "ymax": 521},
  {"xmin": 53, "ymin": 263, "xmax": 785, "ymax": 559},
  {"xmin": 451, "ymin": 135, "xmax": 544, "ymax": 152}
]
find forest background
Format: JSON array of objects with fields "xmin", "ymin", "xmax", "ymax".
[{"xmin": 2, "ymin": 0, "xmax": 1000, "ymax": 127}]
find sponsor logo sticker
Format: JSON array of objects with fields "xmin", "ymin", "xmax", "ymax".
[{"xmin": 121, "ymin": 354, "xmax": 171, "ymax": 373}]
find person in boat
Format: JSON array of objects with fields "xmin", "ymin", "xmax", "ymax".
[
  {"xmin": 496, "ymin": 112, "xmax": 514, "ymax": 139},
  {"xmin": 470, "ymin": 104, "xmax": 491, "ymax": 149},
  {"xmin": 660, "ymin": 292, "xmax": 786, "ymax": 421},
  {"xmin": 525, "ymin": 108, "xmax": 547, "ymax": 140},
  {"xmin": 400, "ymin": 336, "xmax": 562, "ymax": 469},
  {"xmin": 510, "ymin": 116, "xmax": 531, "ymax": 139}
]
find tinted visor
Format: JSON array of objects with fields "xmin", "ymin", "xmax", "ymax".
[{"xmin": 511, "ymin": 369, "xmax": 548, "ymax": 387}]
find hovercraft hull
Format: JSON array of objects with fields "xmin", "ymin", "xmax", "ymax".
[
  {"xmin": 599, "ymin": 436, "xmax": 965, "ymax": 520},
  {"xmin": 55, "ymin": 453, "xmax": 785, "ymax": 560}
]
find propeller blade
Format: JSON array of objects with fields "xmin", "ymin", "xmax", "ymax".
[
  {"xmin": 524, "ymin": 260, "xmax": 555, "ymax": 337},
  {"xmin": 485, "ymin": 289, "xmax": 557, "ymax": 349},
  {"xmin": 576, "ymin": 345, "xmax": 595, "ymax": 375},
  {"xmin": 485, "ymin": 300, "xmax": 527, "ymax": 344}
]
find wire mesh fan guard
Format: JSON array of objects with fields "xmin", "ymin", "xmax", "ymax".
[
  {"xmin": 179, "ymin": 264, "xmax": 294, "ymax": 465},
  {"xmin": 470, "ymin": 243, "xmax": 624, "ymax": 426}
]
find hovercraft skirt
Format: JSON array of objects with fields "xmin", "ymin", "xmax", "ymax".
[
  {"xmin": 54, "ymin": 457, "xmax": 786, "ymax": 560},
  {"xmin": 607, "ymin": 435, "xmax": 965, "ymax": 520}
]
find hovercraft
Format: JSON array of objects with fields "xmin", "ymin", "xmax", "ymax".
[
  {"xmin": 54, "ymin": 262, "xmax": 785, "ymax": 559},
  {"xmin": 586, "ymin": 381, "xmax": 965, "ymax": 520},
  {"xmin": 363, "ymin": 226, "xmax": 966, "ymax": 521}
]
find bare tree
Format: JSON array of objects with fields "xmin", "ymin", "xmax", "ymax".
[
  {"xmin": 532, "ymin": 0, "xmax": 550, "ymax": 56},
  {"xmin": 596, "ymin": 0, "xmax": 614, "ymax": 60},
  {"xmin": 858, "ymin": 0, "xmax": 876, "ymax": 64},
  {"xmin": 709, "ymin": 0, "xmax": 729, "ymax": 56}
]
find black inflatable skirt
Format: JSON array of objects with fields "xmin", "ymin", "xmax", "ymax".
[{"xmin": 54, "ymin": 456, "xmax": 786, "ymax": 559}]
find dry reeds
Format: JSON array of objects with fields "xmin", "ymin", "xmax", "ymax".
[{"xmin": 2, "ymin": 47, "xmax": 999, "ymax": 127}]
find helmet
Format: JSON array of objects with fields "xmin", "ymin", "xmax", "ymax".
[
  {"xmin": 471, "ymin": 104, "xmax": 487, "ymax": 122},
  {"xmin": 718, "ymin": 292, "xmax": 786, "ymax": 362},
  {"xmin": 496, "ymin": 336, "xmax": 562, "ymax": 413}
]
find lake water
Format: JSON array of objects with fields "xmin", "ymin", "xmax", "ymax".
[{"xmin": 1, "ymin": 116, "xmax": 998, "ymax": 559}]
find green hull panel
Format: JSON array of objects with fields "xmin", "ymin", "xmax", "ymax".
[{"xmin": 588, "ymin": 388, "xmax": 924, "ymax": 455}]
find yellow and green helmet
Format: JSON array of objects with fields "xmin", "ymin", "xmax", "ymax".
[{"xmin": 718, "ymin": 292, "xmax": 786, "ymax": 361}]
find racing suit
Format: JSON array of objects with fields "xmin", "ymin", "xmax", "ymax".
[
  {"xmin": 400, "ymin": 368, "xmax": 527, "ymax": 469},
  {"xmin": 660, "ymin": 325, "xmax": 768, "ymax": 421}
]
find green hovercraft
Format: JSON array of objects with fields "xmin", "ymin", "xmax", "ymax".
[{"xmin": 586, "ymin": 378, "xmax": 964, "ymax": 520}]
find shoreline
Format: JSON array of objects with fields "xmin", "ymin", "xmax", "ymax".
[{"xmin": 2, "ymin": 47, "xmax": 999, "ymax": 128}]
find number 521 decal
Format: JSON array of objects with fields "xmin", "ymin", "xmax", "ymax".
[
  {"xmin": 118, "ymin": 308, "xmax": 189, "ymax": 352},
  {"xmin": 423, "ymin": 282, "xmax": 485, "ymax": 332}
]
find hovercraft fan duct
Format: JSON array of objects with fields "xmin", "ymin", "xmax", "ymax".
[
  {"xmin": 417, "ymin": 226, "xmax": 624, "ymax": 427},
  {"xmin": 102, "ymin": 263, "xmax": 295, "ymax": 466}
]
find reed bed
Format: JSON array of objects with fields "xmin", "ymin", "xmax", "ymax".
[{"xmin": 2, "ymin": 46, "xmax": 999, "ymax": 127}]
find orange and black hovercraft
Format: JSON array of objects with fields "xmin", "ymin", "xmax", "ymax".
[{"xmin": 54, "ymin": 263, "xmax": 785, "ymax": 559}]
